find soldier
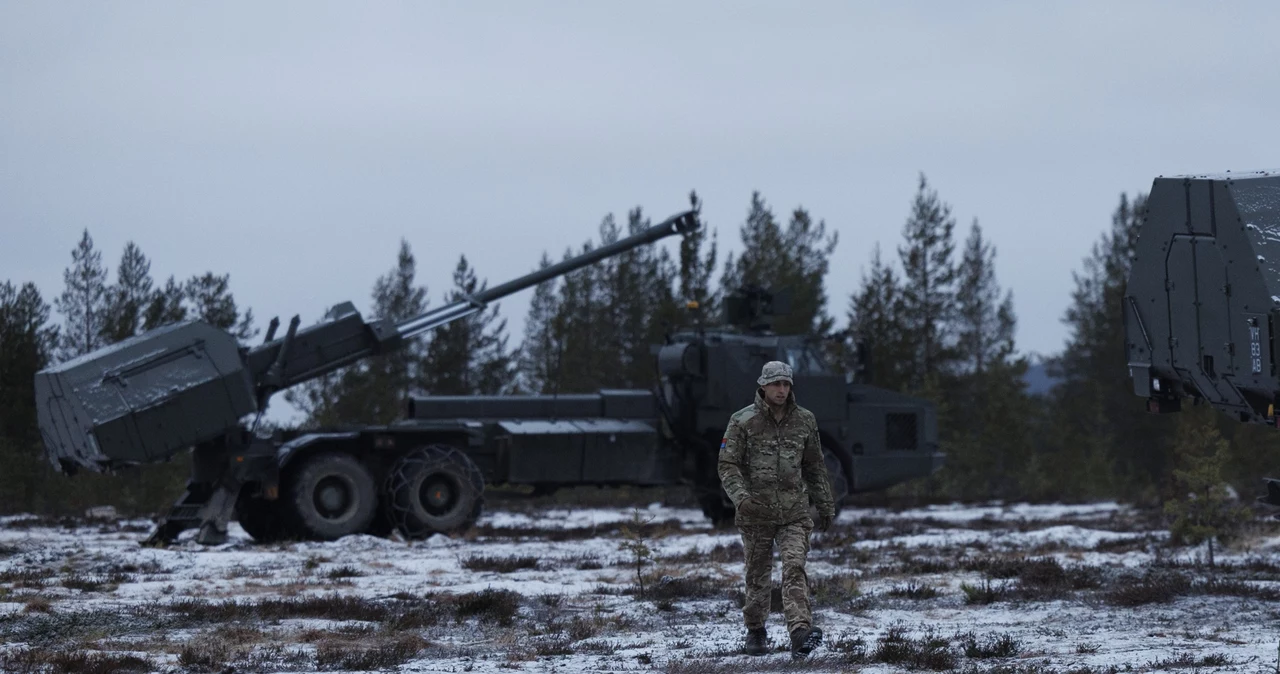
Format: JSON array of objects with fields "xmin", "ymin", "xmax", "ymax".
[{"xmin": 719, "ymin": 360, "xmax": 836, "ymax": 659}]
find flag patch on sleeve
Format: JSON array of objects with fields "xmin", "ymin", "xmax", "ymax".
[{"xmin": 720, "ymin": 437, "xmax": 728, "ymax": 450}]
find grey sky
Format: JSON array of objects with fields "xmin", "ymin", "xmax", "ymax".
[{"xmin": 4, "ymin": 2, "xmax": 1279, "ymax": 381}]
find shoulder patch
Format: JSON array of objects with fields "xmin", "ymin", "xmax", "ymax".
[{"xmin": 720, "ymin": 437, "xmax": 728, "ymax": 450}]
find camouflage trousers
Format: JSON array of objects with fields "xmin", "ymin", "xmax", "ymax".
[{"xmin": 737, "ymin": 519, "xmax": 813, "ymax": 633}]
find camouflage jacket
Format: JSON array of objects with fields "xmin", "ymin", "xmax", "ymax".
[{"xmin": 717, "ymin": 389, "xmax": 834, "ymax": 525}]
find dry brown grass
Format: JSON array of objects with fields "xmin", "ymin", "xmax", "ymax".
[
  {"xmin": 0, "ymin": 567, "xmax": 54, "ymax": 588},
  {"xmin": 315, "ymin": 635, "xmax": 428, "ymax": 671},
  {"xmin": 462, "ymin": 554, "xmax": 540, "ymax": 573},
  {"xmin": 23, "ymin": 596, "xmax": 53, "ymax": 613},
  {"xmin": 0, "ymin": 648, "xmax": 153, "ymax": 674}
]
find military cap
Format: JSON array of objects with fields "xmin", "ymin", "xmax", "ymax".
[{"xmin": 757, "ymin": 360, "xmax": 794, "ymax": 386}]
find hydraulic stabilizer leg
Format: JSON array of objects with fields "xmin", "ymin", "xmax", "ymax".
[
  {"xmin": 145, "ymin": 480, "xmax": 244, "ymax": 547},
  {"xmin": 195, "ymin": 477, "xmax": 242, "ymax": 545},
  {"xmin": 144, "ymin": 477, "xmax": 245, "ymax": 546},
  {"xmin": 144, "ymin": 443, "xmax": 257, "ymax": 546},
  {"xmin": 144, "ymin": 481, "xmax": 212, "ymax": 546}
]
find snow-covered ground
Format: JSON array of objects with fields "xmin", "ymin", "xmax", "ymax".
[{"xmin": 0, "ymin": 501, "xmax": 1278, "ymax": 673}]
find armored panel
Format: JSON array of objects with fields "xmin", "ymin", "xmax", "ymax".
[
  {"xmin": 576, "ymin": 419, "xmax": 665, "ymax": 483},
  {"xmin": 35, "ymin": 322, "xmax": 255, "ymax": 471},
  {"xmin": 497, "ymin": 418, "xmax": 663, "ymax": 484},
  {"xmin": 1165, "ymin": 236, "xmax": 1200, "ymax": 376},
  {"xmin": 498, "ymin": 420, "xmax": 586, "ymax": 483},
  {"xmin": 1126, "ymin": 170, "xmax": 1280, "ymax": 422},
  {"xmin": 1188, "ymin": 179, "xmax": 1214, "ymax": 235},
  {"xmin": 1194, "ymin": 242, "xmax": 1235, "ymax": 378},
  {"xmin": 794, "ymin": 373, "xmax": 846, "ymax": 420}
]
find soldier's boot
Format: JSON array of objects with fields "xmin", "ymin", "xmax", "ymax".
[
  {"xmin": 790, "ymin": 626, "xmax": 822, "ymax": 660},
  {"xmin": 744, "ymin": 628, "xmax": 768, "ymax": 656}
]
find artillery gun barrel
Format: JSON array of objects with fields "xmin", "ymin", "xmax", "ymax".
[{"xmin": 395, "ymin": 210, "xmax": 699, "ymax": 340}]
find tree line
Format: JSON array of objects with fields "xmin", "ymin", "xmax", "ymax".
[{"xmin": 0, "ymin": 182, "xmax": 1262, "ymax": 519}]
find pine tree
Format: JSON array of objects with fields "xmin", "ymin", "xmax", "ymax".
[
  {"xmin": 678, "ymin": 191, "xmax": 719, "ymax": 326},
  {"xmin": 897, "ymin": 174, "xmax": 958, "ymax": 389},
  {"xmin": 0, "ymin": 281, "xmax": 59, "ymax": 512},
  {"xmin": 0, "ymin": 281, "xmax": 57, "ymax": 445},
  {"xmin": 554, "ymin": 241, "xmax": 604, "ymax": 393},
  {"xmin": 954, "ymin": 221, "xmax": 1014, "ymax": 375},
  {"xmin": 721, "ymin": 192, "xmax": 838, "ymax": 335},
  {"xmin": 1164, "ymin": 406, "xmax": 1252, "ymax": 567},
  {"xmin": 143, "ymin": 275, "xmax": 188, "ymax": 330},
  {"xmin": 1049, "ymin": 192, "xmax": 1173, "ymax": 501},
  {"xmin": 185, "ymin": 272, "xmax": 257, "ymax": 340},
  {"xmin": 720, "ymin": 192, "xmax": 781, "ymax": 295},
  {"xmin": 782, "ymin": 207, "xmax": 838, "ymax": 336},
  {"xmin": 420, "ymin": 255, "xmax": 514, "ymax": 395},
  {"xmin": 607, "ymin": 208, "xmax": 679, "ymax": 387},
  {"xmin": 847, "ymin": 244, "xmax": 908, "ymax": 390},
  {"xmin": 517, "ymin": 253, "xmax": 561, "ymax": 394},
  {"xmin": 591, "ymin": 214, "xmax": 629, "ymax": 388},
  {"xmin": 372, "ymin": 240, "xmax": 430, "ymax": 325},
  {"xmin": 360, "ymin": 239, "xmax": 430, "ymax": 417},
  {"xmin": 54, "ymin": 229, "xmax": 109, "ymax": 360},
  {"xmin": 935, "ymin": 220, "xmax": 1036, "ymax": 499},
  {"xmin": 288, "ymin": 239, "xmax": 428, "ymax": 425},
  {"xmin": 101, "ymin": 242, "xmax": 155, "ymax": 344}
]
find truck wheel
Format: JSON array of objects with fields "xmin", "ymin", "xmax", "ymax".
[
  {"xmin": 235, "ymin": 493, "xmax": 294, "ymax": 543},
  {"xmin": 288, "ymin": 452, "xmax": 378, "ymax": 540},
  {"xmin": 384, "ymin": 445, "xmax": 484, "ymax": 539}
]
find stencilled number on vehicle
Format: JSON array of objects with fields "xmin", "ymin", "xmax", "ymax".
[{"xmin": 1250, "ymin": 325, "xmax": 1263, "ymax": 373}]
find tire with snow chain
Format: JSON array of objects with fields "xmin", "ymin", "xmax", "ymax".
[
  {"xmin": 288, "ymin": 452, "xmax": 378, "ymax": 540},
  {"xmin": 384, "ymin": 445, "xmax": 484, "ymax": 539}
]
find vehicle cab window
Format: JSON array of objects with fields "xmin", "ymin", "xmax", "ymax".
[{"xmin": 782, "ymin": 345, "xmax": 829, "ymax": 375}]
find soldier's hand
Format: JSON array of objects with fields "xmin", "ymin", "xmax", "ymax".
[
  {"xmin": 737, "ymin": 496, "xmax": 769, "ymax": 519},
  {"xmin": 816, "ymin": 508, "xmax": 836, "ymax": 531}
]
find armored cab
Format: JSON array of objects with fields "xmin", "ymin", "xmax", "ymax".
[{"xmin": 655, "ymin": 287, "xmax": 942, "ymax": 522}]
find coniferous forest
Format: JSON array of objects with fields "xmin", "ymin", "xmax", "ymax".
[{"xmin": 0, "ymin": 179, "xmax": 1266, "ymax": 518}]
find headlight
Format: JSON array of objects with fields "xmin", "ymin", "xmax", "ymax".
[{"xmin": 1151, "ymin": 377, "xmax": 1161, "ymax": 393}]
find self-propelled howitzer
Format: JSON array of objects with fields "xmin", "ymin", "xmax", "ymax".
[{"xmin": 34, "ymin": 208, "xmax": 700, "ymax": 544}]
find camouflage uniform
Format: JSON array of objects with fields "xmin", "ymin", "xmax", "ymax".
[{"xmin": 718, "ymin": 361, "xmax": 835, "ymax": 636}]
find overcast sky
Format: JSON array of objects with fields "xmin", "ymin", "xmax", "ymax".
[{"xmin": 4, "ymin": 2, "xmax": 1280, "ymax": 382}]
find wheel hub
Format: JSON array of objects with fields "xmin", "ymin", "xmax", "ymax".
[
  {"xmin": 314, "ymin": 476, "xmax": 353, "ymax": 519},
  {"xmin": 421, "ymin": 476, "xmax": 458, "ymax": 515}
]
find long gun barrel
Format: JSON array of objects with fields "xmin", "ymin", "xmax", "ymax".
[
  {"xmin": 395, "ymin": 209, "xmax": 700, "ymax": 340},
  {"xmin": 35, "ymin": 208, "xmax": 700, "ymax": 473}
]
